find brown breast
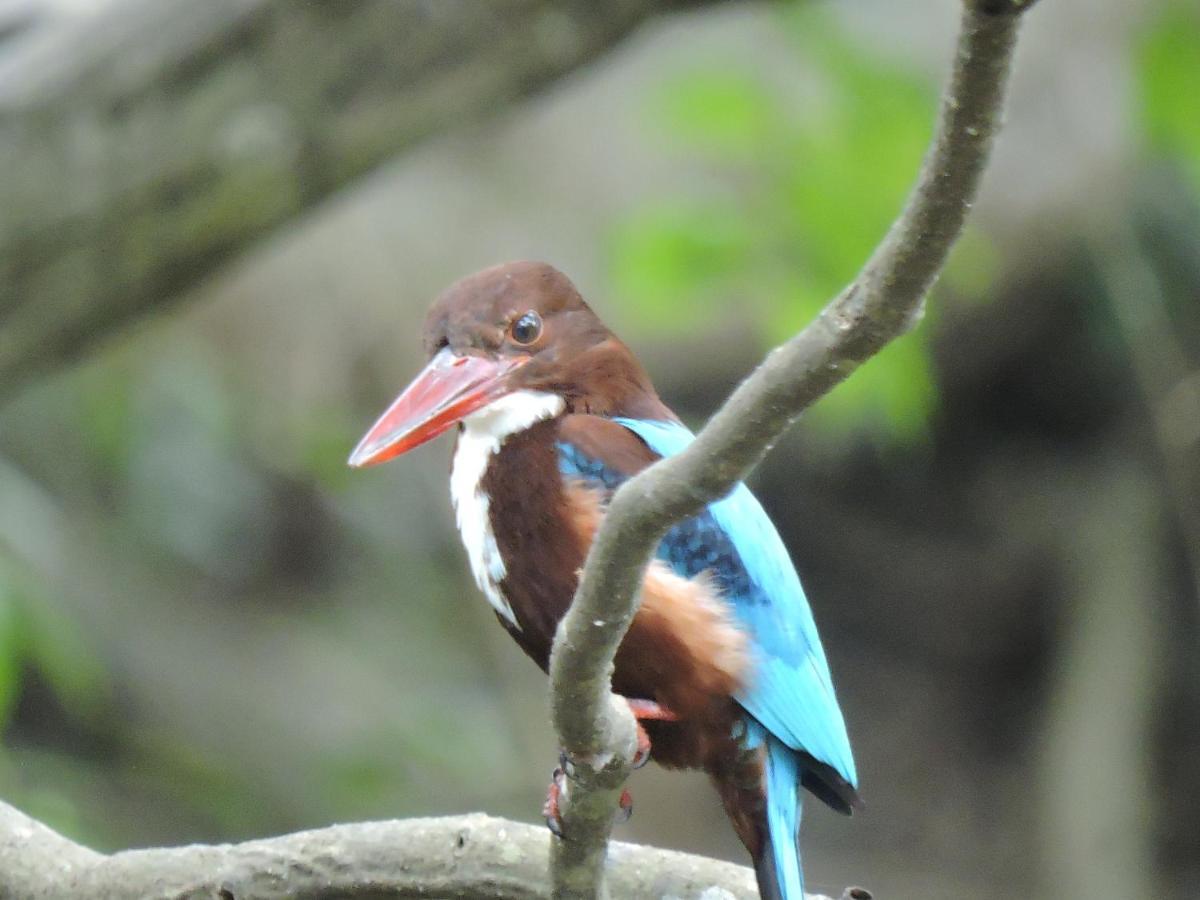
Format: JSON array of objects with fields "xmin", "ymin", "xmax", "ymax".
[{"xmin": 479, "ymin": 417, "xmax": 750, "ymax": 772}]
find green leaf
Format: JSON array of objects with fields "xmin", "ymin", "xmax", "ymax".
[
  {"xmin": 1138, "ymin": 2, "xmax": 1200, "ymax": 191},
  {"xmin": 609, "ymin": 6, "xmax": 942, "ymax": 441},
  {"xmin": 23, "ymin": 600, "xmax": 111, "ymax": 722},
  {"xmin": 655, "ymin": 69, "xmax": 780, "ymax": 162},
  {"xmin": 609, "ymin": 203, "xmax": 756, "ymax": 333},
  {"xmin": 0, "ymin": 558, "xmax": 111, "ymax": 725},
  {"xmin": 0, "ymin": 576, "xmax": 24, "ymax": 731}
]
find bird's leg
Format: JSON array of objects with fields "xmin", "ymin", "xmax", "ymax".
[
  {"xmin": 543, "ymin": 699, "xmax": 676, "ymax": 837},
  {"xmin": 625, "ymin": 698, "xmax": 679, "ymax": 769}
]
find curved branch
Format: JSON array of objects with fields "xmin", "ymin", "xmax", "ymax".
[
  {"xmin": 0, "ymin": 800, "xmax": 770, "ymax": 899},
  {"xmin": 547, "ymin": 1, "xmax": 1039, "ymax": 896}
]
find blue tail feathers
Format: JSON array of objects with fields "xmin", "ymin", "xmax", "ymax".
[{"xmin": 748, "ymin": 719, "xmax": 806, "ymax": 899}]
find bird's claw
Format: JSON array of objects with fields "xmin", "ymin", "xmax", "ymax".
[
  {"xmin": 542, "ymin": 766, "xmax": 635, "ymax": 835},
  {"xmin": 558, "ymin": 748, "xmax": 577, "ymax": 780},
  {"xmin": 626, "ymin": 698, "xmax": 677, "ymax": 769},
  {"xmin": 616, "ymin": 787, "xmax": 633, "ymax": 824},
  {"xmin": 543, "ymin": 766, "xmax": 567, "ymax": 838},
  {"xmin": 631, "ymin": 724, "xmax": 652, "ymax": 769},
  {"xmin": 546, "ymin": 705, "xmax": 669, "ymax": 834}
]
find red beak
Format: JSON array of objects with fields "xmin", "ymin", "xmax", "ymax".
[{"xmin": 348, "ymin": 348, "xmax": 528, "ymax": 468}]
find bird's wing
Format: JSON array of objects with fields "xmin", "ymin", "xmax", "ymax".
[{"xmin": 555, "ymin": 415, "xmax": 856, "ymax": 790}]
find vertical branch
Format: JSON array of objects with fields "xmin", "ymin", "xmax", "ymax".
[
  {"xmin": 547, "ymin": 2, "xmax": 1039, "ymax": 897},
  {"xmin": 1038, "ymin": 461, "xmax": 1163, "ymax": 898},
  {"xmin": 1089, "ymin": 221, "xmax": 1200, "ymax": 607}
]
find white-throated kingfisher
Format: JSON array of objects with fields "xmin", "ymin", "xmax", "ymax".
[{"xmin": 348, "ymin": 261, "xmax": 859, "ymax": 899}]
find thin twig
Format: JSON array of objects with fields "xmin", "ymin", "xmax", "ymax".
[{"xmin": 546, "ymin": 2, "xmax": 1039, "ymax": 897}]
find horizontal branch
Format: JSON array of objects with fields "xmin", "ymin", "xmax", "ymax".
[
  {"xmin": 0, "ymin": 0, "xmax": 714, "ymax": 403},
  {"xmin": 547, "ymin": 0, "xmax": 1038, "ymax": 896},
  {"xmin": 0, "ymin": 799, "xmax": 878, "ymax": 899}
]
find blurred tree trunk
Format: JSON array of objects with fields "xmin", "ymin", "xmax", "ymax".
[
  {"xmin": 0, "ymin": 0, "xmax": 713, "ymax": 401},
  {"xmin": 1037, "ymin": 461, "xmax": 1162, "ymax": 897}
]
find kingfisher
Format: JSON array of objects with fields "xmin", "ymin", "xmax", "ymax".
[{"xmin": 348, "ymin": 261, "xmax": 859, "ymax": 899}]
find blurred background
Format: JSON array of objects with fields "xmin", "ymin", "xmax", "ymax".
[{"xmin": 0, "ymin": 0, "xmax": 1197, "ymax": 897}]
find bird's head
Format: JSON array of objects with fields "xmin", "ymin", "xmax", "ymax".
[{"xmin": 348, "ymin": 260, "xmax": 663, "ymax": 467}]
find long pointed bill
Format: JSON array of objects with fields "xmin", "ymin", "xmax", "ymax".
[{"xmin": 348, "ymin": 348, "xmax": 527, "ymax": 468}]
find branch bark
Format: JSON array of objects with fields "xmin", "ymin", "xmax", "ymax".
[
  {"xmin": 0, "ymin": 0, "xmax": 713, "ymax": 403},
  {"xmin": 546, "ymin": 2, "xmax": 1040, "ymax": 897},
  {"xmin": 0, "ymin": 800, "xmax": 793, "ymax": 899}
]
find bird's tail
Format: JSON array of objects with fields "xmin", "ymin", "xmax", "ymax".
[{"xmin": 750, "ymin": 725, "xmax": 805, "ymax": 900}]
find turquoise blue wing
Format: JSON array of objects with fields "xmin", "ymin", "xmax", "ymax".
[{"xmin": 558, "ymin": 416, "xmax": 856, "ymax": 788}]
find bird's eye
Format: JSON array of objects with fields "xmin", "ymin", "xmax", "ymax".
[{"xmin": 510, "ymin": 310, "xmax": 542, "ymax": 345}]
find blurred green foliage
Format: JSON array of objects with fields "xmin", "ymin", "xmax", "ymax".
[
  {"xmin": 609, "ymin": 7, "xmax": 955, "ymax": 440},
  {"xmin": 0, "ymin": 562, "xmax": 110, "ymax": 729},
  {"xmin": 1138, "ymin": 0, "xmax": 1200, "ymax": 193},
  {"xmin": 0, "ymin": 578, "xmax": 21, "ymax": 729},
  {"xmin": 0, "ymin": 556, "xmax": 112, "ymax": 841}
]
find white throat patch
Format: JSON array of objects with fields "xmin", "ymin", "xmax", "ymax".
[{"xmin": 450, "ymin": 390, "xmax": 565, "ymax": 628}]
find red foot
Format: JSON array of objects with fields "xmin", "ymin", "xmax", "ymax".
[
  {"xmin": 542, "ymin": 768, "xmax": 635, "ymax": 834},
  {"xmin": 626, "ymin": 699, "xmax": 679, "ymax": 723},
  {"xmin": 544, "ymin": 702, "xmax": 675, "ymax": 834},
  {"xmin": 543, "ymin": 766, "xmax": 567, "ymax": 838},
  {"xmin": 616, "ymin": 788, "xmax": 633, "ymax": 823},
  {"xmin": 626, "ymin": 699, "xmax": 679, "ymax": 768}
]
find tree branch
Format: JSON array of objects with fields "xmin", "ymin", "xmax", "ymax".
[
  {"xmin": 0, "ymin": 0, "xmax": 715, "ymax": 404},
  {"xmin": 0, "ymin": 799, "xmax": 800, "ymax": 899},
  {"xmin": 546, "ymin": 1, "xmax": 1039, "ymax": 897}
]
